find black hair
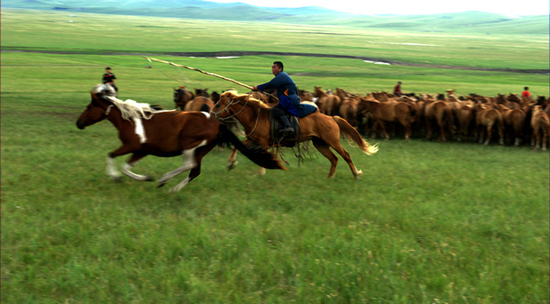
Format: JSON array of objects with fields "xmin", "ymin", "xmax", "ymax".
[
  {"xmin": 106, "ymin": 67, "xmax": 111, "ymax": 70},
  {"xmin": 273, "ymin": 61, "xmax": 284, "ymax": 70},
  {"xmin": 524, "ymin": 86, "xmax": 529, "ymax": 90}
]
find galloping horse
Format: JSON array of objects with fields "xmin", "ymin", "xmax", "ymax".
[
  {"xmin": 212, "ymin": 91, "xmax": 378, "ymax": 179},
  {"xmin": 76, "ymin": 85, "xmax": 285, "ymax": 192}
]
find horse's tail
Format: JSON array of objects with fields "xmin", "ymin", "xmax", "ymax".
[
  {"xmin": 333, "ymin": 116, "xmax": 378, "ymax": 155},
  {"xmin": 218, "ymin": 124, "xmax": 287, "ymax": 170}
]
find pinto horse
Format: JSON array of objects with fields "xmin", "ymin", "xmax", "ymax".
[
  {"xmin": 212, "ymin": 91, "xmax": 378, "ymax": 179},
  {"xmin": 76, "ymin": 85, "xmax": 285, "ymax": 192}
]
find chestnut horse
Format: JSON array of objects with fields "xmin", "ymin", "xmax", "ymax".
[
  {"xmin": 358, "ymin": 96, "xmax": 417, "ymax": 140},
  {"xmin": 314, "ymin": 86, "xmax": 341, "ymax": 116},
  {"xmin": 531, "ymin": 105, "xmax": 549, "ymax": 150},
  {"xmin": 212, "ymin": 91, "xmax": 378, "ymax": 179},
  {"xmin": 497, "ymin": 104, "xmax": 526, "ymax": 146},
  {"xmin": 475, "ymin": 103, "xmax": 504, "ymax": 145},
  {"xmin": 76, "ymin": 85, "xmax": 285, "ymax": 192}
]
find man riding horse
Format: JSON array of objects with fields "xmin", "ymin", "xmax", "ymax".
[{"xmin": 252, "ymin": 61, "xmax": 316, "ymax": 136}]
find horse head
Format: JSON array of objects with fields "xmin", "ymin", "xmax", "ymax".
[
  {"xmin": 194, "ymin": 88, "xmax": 209, "ymax": 97},
  {"xmin": 174, "ymin": 87, "xmax": 194, "ymax": 110},
  {"xmin": 76, "ymin": 90, "xmax": 113, "ymax": 129}
]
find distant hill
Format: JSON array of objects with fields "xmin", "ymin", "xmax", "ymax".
[{"xmin": 2, "ymin": 0, "xmax": 548, "ymax": 34}]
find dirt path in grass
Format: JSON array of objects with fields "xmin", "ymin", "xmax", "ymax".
[{"xmin": 3, "ymin": 50, "xmax": 548, "ymax": 74}]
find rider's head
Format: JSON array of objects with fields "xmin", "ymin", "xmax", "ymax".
[{"xmin": 272, "ymin": 61, "xmax": 284, "ymax": 76}]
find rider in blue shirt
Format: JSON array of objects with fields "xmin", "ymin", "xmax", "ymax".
[{"xmin": 252, "ymin": 61, "xmax": 316, "ymax": 136}]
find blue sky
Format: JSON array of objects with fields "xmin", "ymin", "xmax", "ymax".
[{"xmin": 211, "ymin": 0, "xmax": 549, "ymax": 16}]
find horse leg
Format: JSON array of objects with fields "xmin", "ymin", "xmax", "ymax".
[
  {"xmin": 312, "ymin": 137, "xmax": 339, "ymax": 178},
  {"xmin": 484, "ymin": 123, "xmax": 493, "ymax": 145},
  {"xmin": 397, "ymin": 117, "xmax": 411, "ymax": 140},
  {"xmin": 227, "ymin": 147, "xmax": 239, "ymax": 170},
  {"xmin": 106, "ymin": 145, "xmax": 137, "ymax": 182},
  {"xmin": 106, "ymin": 156, "xmax": 122, "ymax": 182},
  {"xmin": 478, "ymin": 125, "xmax": 484, "ymax": 144},
  {"xmin": 121, "ymin": 153, "xmax": 154, "ymax": 181},
  {"xmin": 379, "ymin": 120, "xmax": 390, "ymax": 140},
  {"xmin": 169, "ymin": 143, "xmax": 215, "ymax": 193},
  {"xmin": 226, "ymin": 139, "xmax": 253, "ymax": 170},
  {"xmin": 425, "ymin": 119, "xmax": 432, "ymax": 140},
  {"xmin": 498, "ymin": 125, "xmax": 504, "ymax": 145},
  {"xmin": 157, "ymin": 140, "xmax": 207, "ymax": 189},
  {"xmin": 542, "ymin": 130, "xmax": 548, "ymax": 151},
  {"xmin": 370, "ymin": 120, "xmax": 378, "ymax": 139},
  {"xmin": 437, "ymin": 120, "xmax": 446, "ymax": 142}
]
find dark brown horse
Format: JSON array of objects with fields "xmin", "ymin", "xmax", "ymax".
[
  {"xmin": 173, "ymin": 86, "xmax": 195, "ymax": 110},
  {"xmin": 212, "ymin": 91, "xmax": 378, "ymax": 179},
  {"xmin": 76, "ymin": 85, "xmax": 285, "ymax": 192}
]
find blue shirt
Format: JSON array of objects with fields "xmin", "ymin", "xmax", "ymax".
[{"xmin": 257, "ymin": 71, "xmax": 316, "ymax": 117}]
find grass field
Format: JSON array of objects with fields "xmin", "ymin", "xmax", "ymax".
[{"xmin": 2, "ymin": 9, "xmax": 549, "ymax": 303}]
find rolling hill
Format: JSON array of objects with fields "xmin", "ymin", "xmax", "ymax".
[{"xmin": 1, "ymin": 0, "xmax": 548, "ymax": 34}]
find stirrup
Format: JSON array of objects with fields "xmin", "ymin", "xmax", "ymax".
[{"xmin": 279, "ymin": 127, "xmax": 294, "ymax": 133}]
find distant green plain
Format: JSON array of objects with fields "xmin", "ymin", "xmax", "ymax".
[{"xmin": 2, "ymin": 8, "xmax": 549, "ymax": 304}]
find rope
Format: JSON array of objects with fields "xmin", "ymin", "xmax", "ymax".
[
  {"xmin": 143, "ymin": 56, "xmax": 253, "ymax": 90},
  {"xmin": 148, "ymin": 58, "xmax": 184, "ymax": 84}
]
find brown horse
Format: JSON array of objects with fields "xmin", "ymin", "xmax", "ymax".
[
  {"xmin": 497, "ymin": 104, "xmax": 526, "ymax": 146},
  {"xmin": 531, "ymin": 105, "xmax": 550, "ymax": 150},
  {"xmin": 313, "ymin": 86, "xmax": 341, "ymax": 116},
  {"xmin": 298, "ymin": 89, "xmax": 313, "ymax": 102},
  {"xmin": 456, "ymin": 100, "xmax": 476, "ymax": 142},
  {"xmin": 184, "ymin": 96, "xmax": 216, "ymax": 112},
  {"xmin": 173, "ymin": 86, "xmax": 195, "ymax": 110},
  {"xmin": 424, "ymin": 100, "xmax": 455, "ymax": 142},
  {"xmin": 335, "ymin": 88, "xmax": 360, "ymax": 128},
  {"xmin": 475, "ymin": 103, "xmax": 504, "ymax": 145},
  {"xmin": 358, "ymin": 96, "xmax": 417, "ymax": 140},
  {"xmin": 212, "ymin": 91, "xmax": 378, "ymax": 179},
  {"xmin": 76, "ymin": 85, "xmax": 285, "ymax": 192}
]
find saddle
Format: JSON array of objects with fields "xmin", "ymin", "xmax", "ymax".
[{"xmin": 269, "ymin": 111, "xmax": 301, "ymax": 143}]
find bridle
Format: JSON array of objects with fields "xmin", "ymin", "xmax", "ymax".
[
  {"xmin": 212, "ymin": 93, "xmax": 261, "ymax": 137},
  {"xmin": 212, "ymin": 93, "xmax": 252, "ymax": 120}
]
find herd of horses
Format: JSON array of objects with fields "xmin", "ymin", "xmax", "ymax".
[
  {"xmin": 174, "ymin": 85, "xmax": 550, "ymax": 150},
  {"xmin": 307, "ymin": 87, "xmax": 549, "ymax": 150}
]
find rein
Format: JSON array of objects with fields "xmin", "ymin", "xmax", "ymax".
[{"xmin": 213, "ymin": 93, "xmax": 262, "ymax": 137}]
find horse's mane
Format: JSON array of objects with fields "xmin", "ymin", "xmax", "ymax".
[
  {"xmin": 226, "ymin": 92, "xmax": 272, "ymax": 109},
  {"xmin": 104, "ymin": 96, "xmax": 163, "ymax": 120}
]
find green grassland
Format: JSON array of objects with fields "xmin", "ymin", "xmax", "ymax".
[{"xmin": 2, "ymin": 9, "xmax": 549, "ymax": 303}]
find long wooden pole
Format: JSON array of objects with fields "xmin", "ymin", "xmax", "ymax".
[{"xmin": 143, "ymin": 56, "xmax": 253, "ymax": 90}]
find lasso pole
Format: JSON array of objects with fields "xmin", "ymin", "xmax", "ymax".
[{"xmin": 142, "ymin": 56, "xmax": 253, "ymax": 90}]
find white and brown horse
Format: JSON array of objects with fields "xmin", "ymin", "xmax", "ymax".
[{"xmin": 76, "ymin": 85, "xmax": 285, "ymax": 192}]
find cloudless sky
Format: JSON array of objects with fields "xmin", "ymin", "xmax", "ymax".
[{"xmin": 211, "ymin": 0, "xmax": 549, "ymax": 16}]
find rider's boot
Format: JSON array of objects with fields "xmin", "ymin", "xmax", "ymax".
[{"xmin": 278, "ymin": 115, "xmax": 295, "ymax": 136}]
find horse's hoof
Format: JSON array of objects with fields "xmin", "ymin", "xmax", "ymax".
[
  {"xmin": 157, "ymin": 182, "xmax": 166, "ymax": 188},
  {"xmin": 144, "ymin": 175, "xmax": 155, "ymax": 182},
  {"xmin": 227, "ymin": 161, "xmax": 238, "ymax": 171},
  {"xmin": 112, "ymin": 176, "xmax": 123, "ymax": 183}
]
